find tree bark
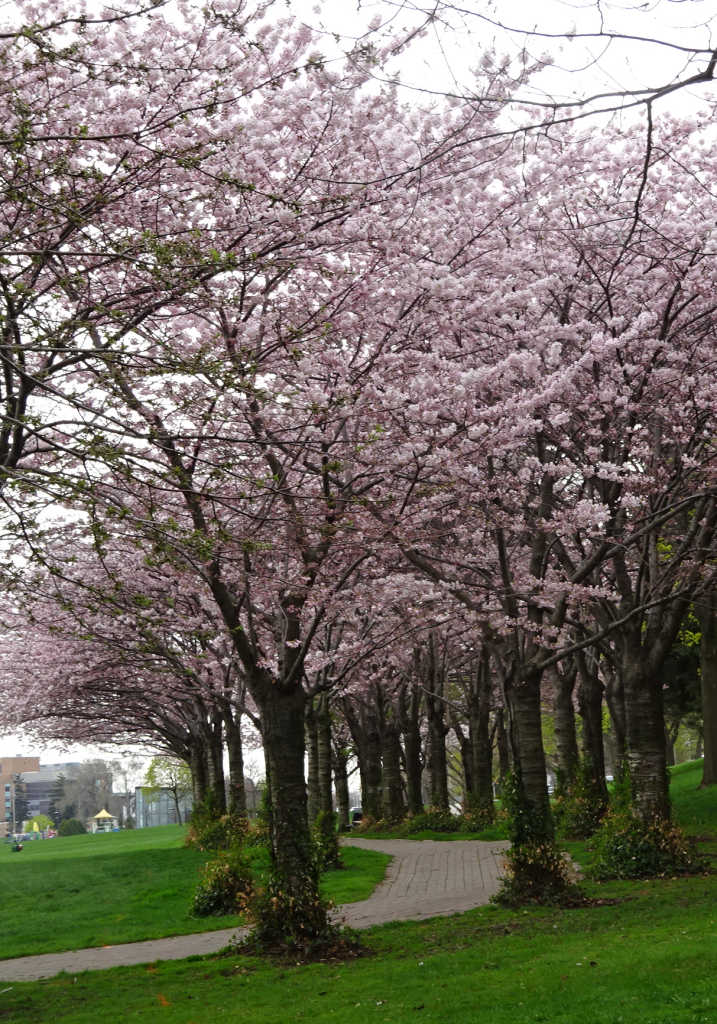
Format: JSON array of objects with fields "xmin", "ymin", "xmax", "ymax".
[
  {"xmin": 604, "ymin": 659, "xmax": 627, "ymax": 780},
  {"xmin": 455, "ymin": 650, "xmax": 494, "ymax": 817},
  {"xmin": 381, "ymin": 719, "xmax": 405, "ymax": 820},
  {"xmin": 204, "ymin": 713, "xmax": 227, "ymax": 813},
  {"xmin": 224, "ymin": 712, "xmax": 248, "ymax": 815},
  {"xmin": 504, "ymin": 667, "xmax": 553, "ymax": 841},
  {"xmin": 375, "ymin": 683, "xmax": 405, "ymax": 821},
  {"xmin": 696, "ymin": 594, "xmax": 717, "ymax": 786},
  {"xmin": 403, "ymin": 682, "xmax": 424, "ymax": 816},
  {"xmin": 170, "ymin": 787, "xmax": 183, "ymax": 825},
  {"xmin": 621, "ymin": 633, "xmax": 670, "ymax": 822},
  {"xmin": 495, "ymin": 706, "xmax": 511, "ymax": 786},
  {"xmin": 259, "ymin": 683, "xmax": 313, "ymax": 888},
  {"xmin": 549, "ymin": 660, "xmax": 579, "ymax": 793},
  {"xmin": 331, "ymin": 735, "xmax": 351, "ymax": 831},
  {"xmin": 425, "ymin": 689, "xmax": 449, "ymax": 810},
  {"xmin": 342, "ymin": 698, "xmax": 383, "ymax": 820},
  {"xmin": 189, "ymin": 746, "xmax": 208, "ymax": 805},
  {"xmin": 305, "ymin": 699, "xmax": 320, "ymax": 824},
  {"xmin": 575, "ymin": 650, "xmax": 609, "ymax": 805},
  {"xmin": 316, "ymin": 693, "xmax": 334, "ymax": 818}
]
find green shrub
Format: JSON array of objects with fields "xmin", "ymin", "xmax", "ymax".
[
  {"xmin": 238, "ymin": 863, "xmax": 359, "ymax": 956},
  {"xmin": 313, "ymin": 811, "xmax": 341, "ymax": 870},
  {"xmin": 244, "ymin": 817, "xmax": 270, "ymax": 848},
  {"xmin": 553, "ymin": 758, "xmax": 609, "ymax": 840},
  {"xmin": 402, "ymin": 810, "xmax": 460, "ymax": 834},
  {"xmin": 185, "ymin": 809, "xmax": 249, "ymax": 852},
  {"xmin": 554, "ymin": 793, "xmax": 606, "ymax": 839},
  {"xmin": 124, "ymin": 815, "xmax": 135, "ymax": 829},
  {"xmin": 192, "ymin": 848, "xmax": 253, "ymax": 917},
  {"xmin": 58, "ymin": 818, "xmax": 87, "ymax": 837},
  {"xmin": 493, "ymin": 841, "xmax": 579, "ymax": 907},
  {"xmin": 590, "ymin": 812, "xmax": 693, "ymax": 880},
  {"xmin": 353, "ymin": 808, "xmax": 505, "ymax": 837}
]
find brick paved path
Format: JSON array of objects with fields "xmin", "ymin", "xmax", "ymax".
[
  {"xmin": 0, "ymin": 837, "xmax": 508, "ymax": 982},
  {"xmin": 338, "ymin": 837, "xmax": 508, "ymax": 927}
]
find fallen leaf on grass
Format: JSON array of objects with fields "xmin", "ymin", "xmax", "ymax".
[{"xmin": 157, "ymin": 994, "xmax": 171, "ymax": 1007}]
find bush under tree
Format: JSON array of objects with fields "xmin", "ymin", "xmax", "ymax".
[{"xmin": 58, "ymin": 818, "xmax": 87, "ymax": 837}]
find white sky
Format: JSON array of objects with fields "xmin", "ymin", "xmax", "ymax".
[{"xmin": 289, "ymin": 0, "xmax": 717, "ymax": 123}]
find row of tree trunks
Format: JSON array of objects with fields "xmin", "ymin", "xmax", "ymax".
[
  {"xmin": 224, "ymin": 710, "xmax": 248, "ymax": 815},
  {"xmin": 575, "ymin": 650, "xmax": 609, "ymax": 807},
  {"xmin": 402, "ymin": 682, "xmax": 425, "ymax": 816},
  {"xmin": 451, "ymin": 648, "xmax": 495, "ymax": 816},
  {"xmin": 342, "ymin": 697, "xmax": 384, "ymax": 819},
  {"xmin": 331, "ymin": 730, "xmax": 351, "ymax": 830},
  {"xmin": 550, "ymin": 660, "xmax": 579, "ymax": 791},
  {"xmin": 174, "ymin": 711, "xmax": 248, "ymax": 815},
  {"xmin": 696, "ymin": 595, "xmax": 717, "ymax": 788},
  {"xmin": 306, "ymin": 700, "xmax": 321, "ymax": 823}
]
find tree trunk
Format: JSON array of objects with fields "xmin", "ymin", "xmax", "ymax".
[
  {"xmin": 189, "ymin": 746, "xmax": 208, "ymax": 805},
  {"xmin": 305, "ymin": 699, "xmax": 320, "ymax": 824},
  {"xmin": 504, "ymin": 668, "xmax": 553, "ymax": 841},
  {"xmin": 575, "ymin": 650, "xmax": 609, "ymax": 805},
  {"xmin": 604, "ymin": 660, "xmax": 627, "ymax": 779},
  {"xmin": 452, "ymin": 715, "xmax": 473, "ymax": 810},
  {"xmin": 469, "ymin": 709, "xmax": 494, "ymax": 818},
  {"xmin": 665, "ymin": 724, "xmax": 677, "ymax": 767},
  {"xmin": 403, "ymin": 683, "xmax": 424, "ymax": 816},
  {"xmin": 205, "ymin": 716, "xmax": 227, "ymax": 813},
  {"xmin": 259, "ymin": 684, "xmax": 313, "ymax": 887},
  {"xmin": 622, "ymin": 637, "xmax": 670, "ymax": 822},
  {"xmin": 462, "ymin": 651, "xmax": 495, "ymax": 818},
  {"xmin": 342, "ymin": 699, "xmax": 383, "ymax": 820},
  {"xmin": 495, "ymin": 707, "xmax": 511, "ymax": 786},
  {"xmin": 425, "ymin": 691, "xmax": 449, "ymax": 810},
  {"xmin": 550, "ymin": 661, "xmax": 579, "ymax": 793},
  {"xmin": 331, "ymin": 737, "xmax": 350, "ymax": 831},
  {"xmin": 224, "ymin": 712, "xmax": 248, "ymax": 815},
  {"xmin": 696, "ymin": 594, "xmax": 717, "ymax": 786},
  {"xmin": 171, "ymin": 788, "xmax": 183, "ymax": 825},
  {"xmin": 315, "ymin": 693, "xmax": 340, "ymax": 866},
  {"xmin": 381, "ymin": 721, "xmax": 405, "ymax": 820},
  {"xmin": 316, "ymin": 694, "xmax": 333, "ymax": 818}
]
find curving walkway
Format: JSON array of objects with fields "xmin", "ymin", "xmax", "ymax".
[
  {"xmin": 0, "ymin": 837, "xmax": 508, "ymax": 982},
  {"xmin": 337, "ymin": 837, "xmax": 509, "ymax": 927}
]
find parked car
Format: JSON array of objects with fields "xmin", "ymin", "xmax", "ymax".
[{"xmin": 349, "ymin": 807, "xmax": 363, "ymax": 828}]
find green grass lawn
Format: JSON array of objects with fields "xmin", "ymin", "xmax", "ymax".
[
  {"xmin": 2, "ymin": 762, "xmax": 715, "ymax": 1024},
  {"xmin": 0, "ymin": 826, "xmax": 390, "ymax": 960},
  {"xmin": 4, "ymin": 856, "xmax": 717, "ymax": 1024}
]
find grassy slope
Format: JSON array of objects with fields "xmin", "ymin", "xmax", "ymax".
[
  {"xmin": 2, "ymin": 761, "xmax": 715, "ymax": 1024},
  {"xmin": 0, "ymin": 826, "xmax": 390, "ymax": 959}
]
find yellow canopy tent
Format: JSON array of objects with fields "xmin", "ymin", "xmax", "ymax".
[{"xmin": 90, "ymin": 808, "xmax": 118, "ymax": 833}]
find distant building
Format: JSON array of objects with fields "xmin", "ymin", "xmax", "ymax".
[
  {"xmin": 0, "ymin": 756, "xmax": 40, "ymax": 831},
  {"xmin": 0, "ymin": 757, "xmax": 80, "ymax": 831},
  {"xmin": 24, "ymin": 763, "xmax": 81, "ymax": 820},
  {"xmin": 134, "ymin": 786, "xmax": 193, "ymax": 827},
  {"xmin": 134, "ymin": 777, "xmax": 265, "ymax": 827}
]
